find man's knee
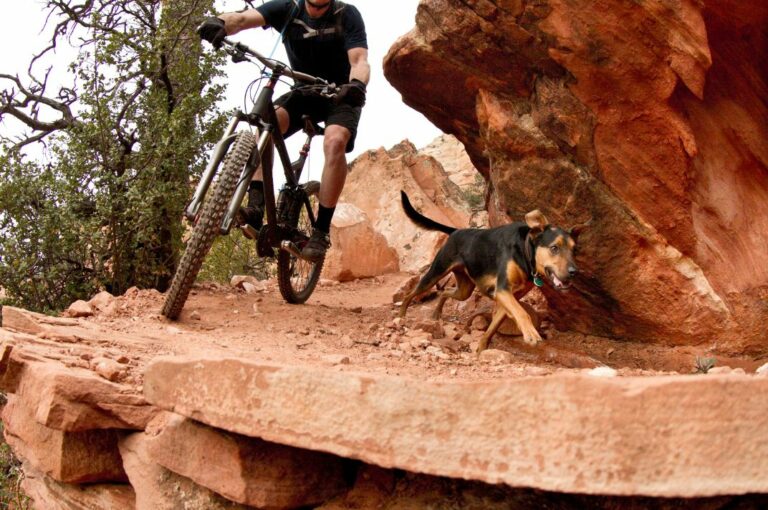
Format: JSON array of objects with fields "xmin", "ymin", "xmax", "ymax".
[
  {"xmin": 276, "ymin": 107, "xmax": 290, "ymax": 134},
  {"xmin": 324, "ymin": 126, "xmax": 351, "ymax": 157}
]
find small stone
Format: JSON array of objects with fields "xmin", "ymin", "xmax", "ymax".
[
  {"xmin": 354, "ymin": 337, "xmax": 380, "ymax": 346},
  {"xmin": 708, "ymin": 366, "xmax": 733, "ymax": 375},
  {"xmin": 65, "ymin": 300, "xmax": 94, "ymax": 318},
  {"xmin": 478, "ymin": 349, "xmax": 514, "ymax": 364},
  {"xmin": 470, "ymin": 314, "xmax": 490, "ymax": 331},
  {"xmin": 350, "ymin": 306, "xmax": 363, "ymax": 314},
  {"xmin": 322, "ymin": 354, "xmax": 350, "ymax": 365},
  {"xmin": 587, "ymin": 366, "xmax": 618, "ymax": 378},
  {"xmin": 88, "ymin": 291, "xmax": 115, "ymax": 311},
  {"xmin": 91, "ymin": 357, "xmax": 125, "ymax": 382},
  {"xmin": 166, "ymin": 326, "xmax": 182, "ymax": 335},
  {"xmin": 189, "ymin": 310, "xmax": 201, "ymax": 321},
  {"xmin": 755, "ymin": 362, "xmax": 768, "ymax": 375},
  {"xmin": 409, "ymin": 337, "xmax": 430, "ymax": 349}
]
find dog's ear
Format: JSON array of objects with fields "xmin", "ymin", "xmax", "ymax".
[{"xmin": 525, "ymin": 209, "xmax": 548, "ymax": 233}]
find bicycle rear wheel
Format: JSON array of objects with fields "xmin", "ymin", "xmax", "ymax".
[
  {"xmin": 162, "ymin": 131, "xmax": 258, "ymax": 319},
  {"xmin": 277, "ymin": 181, "xmax": 324, "ymax": 304}
]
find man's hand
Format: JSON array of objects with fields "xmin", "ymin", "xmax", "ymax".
[
  {"xmin": 336, "ymin": 79, "xmax": 367, "ymax": 108},
  {"xmin": 198, "ymin": 17, "xmax": 227, "ymax": 49}
]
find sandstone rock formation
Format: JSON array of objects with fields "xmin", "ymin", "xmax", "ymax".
[
  {"xmin": 324, "ymin": 203, "xmax": 400, "ymax": 281},
  {"xmin": 383, "ymin": 0, "xmax": 768, "ymax": 353},
  {"xmin": 2, "ymin": 284, "xmax": 768, "ymax": 507},
  {"xmin": 338, "ymin": 140, "xmax": 476, "ymax": 274}
]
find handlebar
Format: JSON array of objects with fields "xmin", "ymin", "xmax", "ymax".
[{"xmin": 220, "ymin": 37, "xmax": 332, "ymax": 88}]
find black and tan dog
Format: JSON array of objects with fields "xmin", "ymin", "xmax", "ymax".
[{"xmin": 399, "ymin": 191, "xmax": 579, "ymax": 353}]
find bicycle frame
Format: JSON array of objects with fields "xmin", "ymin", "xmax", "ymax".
[{"xmin": 185, "ymin": 40, "xmax": 324, "ymax": 240}]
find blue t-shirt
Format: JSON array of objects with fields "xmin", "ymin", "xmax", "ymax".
[{"xmin": 256, "ymin": 0, "xmax": 368, "ymax": 85}]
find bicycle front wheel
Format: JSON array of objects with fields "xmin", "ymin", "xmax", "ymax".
[
  {"xmin": 162, "ymin": 131, "xmax": 258, "ymax": 319},
  {"xmin": 277, "ymin": 181, "xmax": 324, "ymax": 304}
]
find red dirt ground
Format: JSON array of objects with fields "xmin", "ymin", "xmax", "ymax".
[{"xmin": 83, "ymin": 272, "xmax": 766, "ymax": 382}]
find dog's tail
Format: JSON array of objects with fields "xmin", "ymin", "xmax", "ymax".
[{"xmin": 400, "ymin": 190, "xmax": 456, "ymax": 235}]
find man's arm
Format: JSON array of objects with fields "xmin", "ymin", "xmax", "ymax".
[
  {"xmin": 219, "ymin": 9, "xmax": 267, "ymax": 36},
  {"xmin": 348, "ymin": 47, "xmax": 370, "ymax": 85}
]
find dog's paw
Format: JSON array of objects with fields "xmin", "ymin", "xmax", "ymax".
[{"xmin": 522, "ymin": 330, "xmax": 543, "ymax": 346}]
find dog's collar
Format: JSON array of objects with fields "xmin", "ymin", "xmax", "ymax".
[{"xmin": 524, "ymin": 232, "xmax": 543, "ymax": 287}]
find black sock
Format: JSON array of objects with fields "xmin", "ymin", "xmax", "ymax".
[
  {"xmin": 248, "ymin": 181, "xmax": 264, "ymax": 209},
  {"xmin": 316, "ymin": 204, "xmax": 335, "ymax": 233}
]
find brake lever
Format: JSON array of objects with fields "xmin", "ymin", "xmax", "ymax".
[{"xmin": 227, "ymin": 42, "xmax": 250, "ymax": 63}]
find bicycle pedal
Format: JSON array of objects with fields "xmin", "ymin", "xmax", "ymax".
[
  {"xmin": 280, "ymin": 240, "xmax": 308, "ymax": 261},
  {"xmin": 240, "ymin": 224, "xmax": 259, "ymax": 240}
]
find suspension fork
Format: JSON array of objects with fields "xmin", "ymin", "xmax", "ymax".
[
  {"xmin": 185, "ymin": 115, "xmax": 241, "ymax": 222},
  {"xmin": 220, "ymin": 127, "xmax": 272, "ymax": 235}
]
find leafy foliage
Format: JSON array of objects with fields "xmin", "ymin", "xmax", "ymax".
[
  {"xmin": 0, "ymin": 0, "xmax": 226, "ymax": 310},
  {"xmin": 199, "ymin": 233, "xmax": 276, "ymax": 284},
  {"xmin": 0, "ymin": 396, "xmax": 29, "ymax": 510}
]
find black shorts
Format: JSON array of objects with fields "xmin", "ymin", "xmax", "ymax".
[{"xmin": 275, "ymin": 90, "xmax": 362, "ymax": 153}]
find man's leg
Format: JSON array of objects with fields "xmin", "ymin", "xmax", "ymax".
[
  {"xmin": 239, "ymin": 107, "xmax": 292, "ymax": 236},
  {"xmin": 301, "ymin": 124, "xmax": 352, "ymax": 262}
]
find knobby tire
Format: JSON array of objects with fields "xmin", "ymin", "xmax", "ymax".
[
  {"xmin": 161, "ymin": 131, "xmax": 258, "ymax": 319},
  {"xmin": 277, "ymin": 181, "xmax": 323, "ymax": 304}
]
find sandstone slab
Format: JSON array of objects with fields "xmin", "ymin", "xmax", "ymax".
[
  {"xmin": 3, "ymin": 396, "xmax": 126, "ymax": 484},
  {"xmin": 119, "ymin": 431, "xmax": 250, "ymax": 510},
  {"xmin": 0, "ymin": 345, "xmax": 156, "ymax": 431},
  {"xmin": 21, "ymin": 464, "xmax": 134, "ymax": 510},
  {"xmin": 0, "ymin": 306, "xmax": 78, "ymax": 335},
  {"xmin": 141, "ymin": 412, "xmax": 351, "ymax": 508},
  {"xmin": 145, "ymin": 356, "xmax": 768, "ymax": 497}
]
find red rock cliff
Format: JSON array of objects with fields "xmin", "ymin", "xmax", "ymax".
[{"xmin": 384, "ymin": 0, "xmax": 768, "ymax": 353}]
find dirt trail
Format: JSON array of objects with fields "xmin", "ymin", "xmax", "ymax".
[{"xmin": 80, "ymin": 272, "xmax": 764, "ymax": 382}]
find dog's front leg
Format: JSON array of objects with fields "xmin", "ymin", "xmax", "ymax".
[
  {"xmin": 476, "ymin": 306, "xmax": 507, "ymax": 354},
  {"xmin": 495, "ymin": 291, "xmax": 542, "ymax": 346}
]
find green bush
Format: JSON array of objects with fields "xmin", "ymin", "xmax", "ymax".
[{"xmin": 0, "ymin": 406, "xmax": 29, "ymax": 509}]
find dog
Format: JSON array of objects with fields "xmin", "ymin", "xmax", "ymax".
[{"xmin": 398, "ymin": 191, "xmax": 579, "ymax": 354}]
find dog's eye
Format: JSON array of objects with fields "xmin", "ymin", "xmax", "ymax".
[{"xmin": 550, "ymin": 245, "xmax": 560, "ymax": 254}]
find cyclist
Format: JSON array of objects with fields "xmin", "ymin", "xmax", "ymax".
[{"xmin": 198, "ymin": 0, "xmax": 370, "ymax": 262}]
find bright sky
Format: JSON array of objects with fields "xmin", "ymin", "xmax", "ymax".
[{"xmin": 0, "ymin": 0, "xmax": 441, "ymax": 179}]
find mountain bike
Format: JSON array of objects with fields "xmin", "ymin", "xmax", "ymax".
[{"xmin": 161, "ymin": 37, "xmax": 338, "ymax": 320}]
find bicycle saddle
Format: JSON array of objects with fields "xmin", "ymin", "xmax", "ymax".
[{"xmin": 302, "ymin": 115, "xmax": 324, "ymax": 136}]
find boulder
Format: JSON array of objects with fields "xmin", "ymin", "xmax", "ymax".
[
  {"xmin": 383, "ymin": 0, "xmax": 768, "ymax": 352},
  {"xmin": 343, "ymin": 141, "xmax": 472, "ymax": 273},
  {"xmin": 325, "ymin": 203, "xmax": 399, "ymax": 281}
]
